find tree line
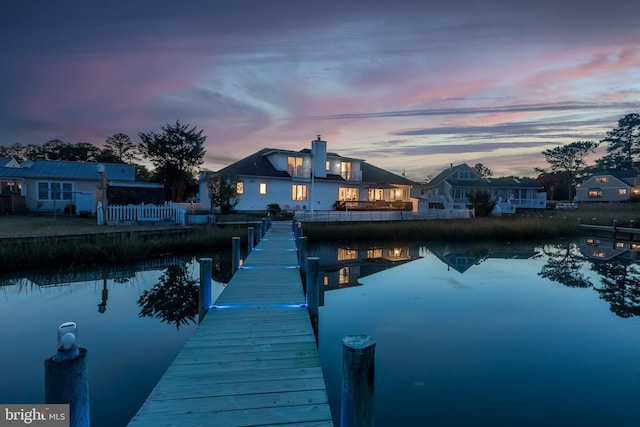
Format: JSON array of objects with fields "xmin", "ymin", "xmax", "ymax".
[
  {"xmin": 0, "ymin": 120, "xmax": 206, "ymax": 202},
  {"xmin": 1, "ymin": 113, "xmax": 638, "ymax": 205},
  {"xmin": 538, "ymin": 112, "xmax": 640, "ymax": 201}
]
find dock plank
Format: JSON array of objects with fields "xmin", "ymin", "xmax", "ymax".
[{"xmin": 128, "ymin": 221, "xmax": 333, "ymax": 426}]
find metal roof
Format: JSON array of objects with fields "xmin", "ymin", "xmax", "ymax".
[{"xmin": 0, "ymin": 160, "xmax": 135, "ymax": 181}]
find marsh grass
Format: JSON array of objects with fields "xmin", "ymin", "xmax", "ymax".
[
  {"xmin": 2, "ymin": 204, "xmax": 640, "ymax": 273},
  {"xmin": 302, "ymin": 214, "xmax": 581, "ymax": 243},
  {"xmin": 0, "ymin": 226, "xmax": 244, "ymax": 273}
]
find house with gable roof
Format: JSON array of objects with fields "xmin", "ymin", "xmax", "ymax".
[
  {"xmin": 575, "ymin": 170, "xmax": 640, "ymax": 203},
  {"xmin": 0, "ymin": 159, "xmax": 163, "ymax": 214},
  {"xmin": 411, "ymin": 163, "xmax": 546, "ymax": 214},
  {"xmin": 198, "ymin": 136, "xmax": 418, "ymax": 213}
]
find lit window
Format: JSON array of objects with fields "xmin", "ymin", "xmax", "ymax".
[
  {"xmin": 619, "ymin": 188, "xmax": 627, "ymax": 195},
  {"xmin": 337, "ymin": 248, "xmax": 358, "ymax": 261},
  {"xmin": 588, "ymin": 190, "xmax": 602, "ymax": 198},
  {"xmin": 259, "ymin": 183, "xmax": 267, "ymax": 195},
  {"xmin": 287, "ymin": 157, "xmax": 304, "ymax": 177},
  {"xmin": 367, "ymin": 249, "xmax": 383, "ymax": 258},
  {"xmin": 236, "ymin": 182, "xmax": 244, "ymax": 194},
  {"xmin": 291, "ymin": 184, "xmax": 307, "ymax": 201},
  {"xmin": 338, "ymin": 267, "xmax": 351, "ymax": 285},
  {"xmin": 326, "ymin": 160, "xmax": 331, "ymax": 171},
  {"xmin": 595, "ymin": 177, "xmax": 609, "ymax": 183},
  {"xmin": 339, "ymin": 187, "xmax": 358, "ymax": 201}
]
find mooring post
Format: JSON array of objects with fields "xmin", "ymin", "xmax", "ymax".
[
  {"xmin": 297, "ymin": 221, "xmax": 303, "ymax": 238},
  {"xmin": 248, "ymin": 227, "xmax": 255, "ymax": 253},
  {"xmin": 341, "ymin": 335, "xmax": 376, "ymax": 427},
  {"xmin": 298, "ymin": 236, "xmax": 307, "ymax": 275},
  {"xmin": 612, "ymin": 219, "xmax": 618, "ymax": 239},
  {"xmin": 306, "ymin": 256, "xmax": 320, "ymax": 338},
  {"xmin": 198, "ymin": 258, "xmax": 213, "ymax": 322},
  {"xmin": 44, "ymin": 322, "xmax": 90, "ymax": 427},
  {"xmin": 232, "ymin": 236, "xmax": 241, "ymax": 274},
  {"xmin": 262, "ymin": 218, "xmax": 267, "ymax": 236}
]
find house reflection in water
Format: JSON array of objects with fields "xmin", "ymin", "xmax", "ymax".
[
  {"xmin": 309, "ymin": 244, "xmax": 422, "ymax": 290},
  {"xmin": 579, "ymin": 236, "xmax": 640, "ymax": 263},
  {"xmin": 426, "ymin": 243, "xmax": 538, "ymax": 273}
]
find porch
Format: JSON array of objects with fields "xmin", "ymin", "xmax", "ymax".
[
  {"xmin": 0, "ymin": 195, "xmax": 27, "ymax": 213},
  {"xmin": 334, "ymin": 200, "xmax": 413, "ymax": 211}
]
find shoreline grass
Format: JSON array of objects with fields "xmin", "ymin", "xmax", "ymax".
[{"xmin": 1, "ymin": 204, "xmax": 639, "ymax": 274}]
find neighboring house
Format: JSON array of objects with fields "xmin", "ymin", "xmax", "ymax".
[
  {"xmin": 198, "ymin": 136, "xmax": 418, "ymax": 213},
  {"xmin": 575, "ymin": 170, "xmax": 640, "ymax": 203},
  {"xmin": 411, "ymin": 163, "xmax": 546, "ymax": 214},
  {"xmin": 0, "ymin": 159, "xmax": 163, "ymax": 214}
]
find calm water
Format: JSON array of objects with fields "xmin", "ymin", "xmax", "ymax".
[{"xmin": 1, "ymin": 237, "xmax": 639, "ymax": 426}]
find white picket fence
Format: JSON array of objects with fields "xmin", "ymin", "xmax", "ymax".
[{"xmin": 97, "ymin": 202, "xmax": 186, "ymax": 225}]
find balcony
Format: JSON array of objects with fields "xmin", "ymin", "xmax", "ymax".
[
  {"xmin": 334, "ymin": 200, "xmax": 413, "ymax": 211},
  {"xmin": 288, "ymin": 166, "xmax": 311, "ymax": 179},
  {"xmin": 340, "ymin": 171, "xmax": 362, "ymax": 182}
]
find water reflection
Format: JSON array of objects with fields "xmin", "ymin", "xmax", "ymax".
[
  {"xmin": 310, "ymin": 243, "xmax": 422, "ymax": 290},
  {"xmin": 426, "ymin": 241, "xmax": 538, "ymax": 273},
  {"xmin": 137, "ymin": 263, "xmax": 199, "ymax": 329},
  {"xmin": 539, "ymin": 242, "xmax": 593, "ymax": 288},
  {"xmin": 309, "ymin": 238, "xmax": 640, "ymax": 320},
  {"xmin": 577, "ymin": 236, "xmax": 640, "ymax": 318}
]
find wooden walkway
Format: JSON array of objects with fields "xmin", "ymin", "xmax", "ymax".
[{"xmin": 128, "ymin": 221, "xmax": 333, "ymax": 426}]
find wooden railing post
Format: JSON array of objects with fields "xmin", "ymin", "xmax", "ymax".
[{"xmin": 341, "ymin": 335, "xmax": 376, "ymax": 427}]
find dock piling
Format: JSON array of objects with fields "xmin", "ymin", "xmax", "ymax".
[
  {"xmin": 44, "ymin": 322, "xmax": 90, "ymax": 427},
  {"xmin": 198, "ymin": 258, "xmax": 212, "ymax": 322},
  {"xmin": 306, "ymin": 256, "xmax": 320, "ymax": 338},
  {"xmin": 232, "ymin": 236, "xmax": 241, "ymax": 274},
  {"xmin": 341, "ymin": 334, "xmax": 376, "ymax": 427},
  {"xmin": 248, "ymin": 227, "xmax": 255, "ymax": 253}
]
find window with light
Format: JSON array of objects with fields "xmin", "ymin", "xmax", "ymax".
[
  {"xmin": 259, "ymin": 183, "xmax": 267, "ymax": 195},
  {"xmin": 291, "ymin": 184, "xmax": 308, "ymax": 201}
]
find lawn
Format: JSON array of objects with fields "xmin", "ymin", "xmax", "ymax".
[{"xmin": 0, "ymin": 214, "xmax": 169, "ymax": 238}]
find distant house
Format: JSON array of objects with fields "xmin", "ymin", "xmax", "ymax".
[
  {"xmin": 575, "ymin": 170, "xmax": 640, "ymax": 203},
  {"xmin": 0, "ymin": 159, "xmax": 163, "ymax": 214},
  {"xmin": 198, "ymin": 136, "xmax": 418, "ymax": 213},
  {"xmin": 411, "ymin": 163, "xmax": 546, "ymax": 214}
]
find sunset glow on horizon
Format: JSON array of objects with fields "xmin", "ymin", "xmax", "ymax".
[{"xmin": 1, "ymin": 0, "xmax": 639, "ymax": 181}]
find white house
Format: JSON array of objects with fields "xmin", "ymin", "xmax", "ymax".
[
  {"xmin": 0, "ymin": 159, "xmax": 163, "ymax": 214},
  {"xmin": 199, "ymin": 136, "xmax": 418, "ymax": 213},
  {"xmin": 575, "ymin": 170, "xmax": 640, "ymax": 203},
  {"xmin": 411, "ymin": 163, "xmax": 546, "ymax": 214}
]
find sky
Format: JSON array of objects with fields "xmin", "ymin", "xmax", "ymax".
[{"xmin": 1, "ymin": 0, "xmax": 639, "ymax": 181}]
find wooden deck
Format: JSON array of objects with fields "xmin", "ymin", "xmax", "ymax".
[{"xmin": 128, "ymin": 221, "xmax": 334, "ymax": 426}]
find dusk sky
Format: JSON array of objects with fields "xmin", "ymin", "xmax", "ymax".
[{"xmin": 2, "ymin": 0, "xmax": 639, "ymax": 181}]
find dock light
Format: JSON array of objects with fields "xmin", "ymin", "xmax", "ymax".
[{"xmin": 56, "ymin": 322, "xmax": 80, "ymax": 361}]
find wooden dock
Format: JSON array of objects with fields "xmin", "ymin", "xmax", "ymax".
[
  {"xmin": 580, "ymin": 219, "xmax": 640, "ymax": 240},
  {"xmin": 128, "ymin": 221, "xmax": 334, "ymax": 426}
]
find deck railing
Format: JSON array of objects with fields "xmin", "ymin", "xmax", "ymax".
[
  {"xmin": 295, "ymin": 208, "xmax": 473, "ymax": 222},
  {"xmin": 334, "ymin": 200, "xmax": 413, "ymax": 211}
]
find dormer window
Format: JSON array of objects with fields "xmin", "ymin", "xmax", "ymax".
[{"xmin": 458, "ymin": 170, "xmax": 470, "ymax": 180}]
